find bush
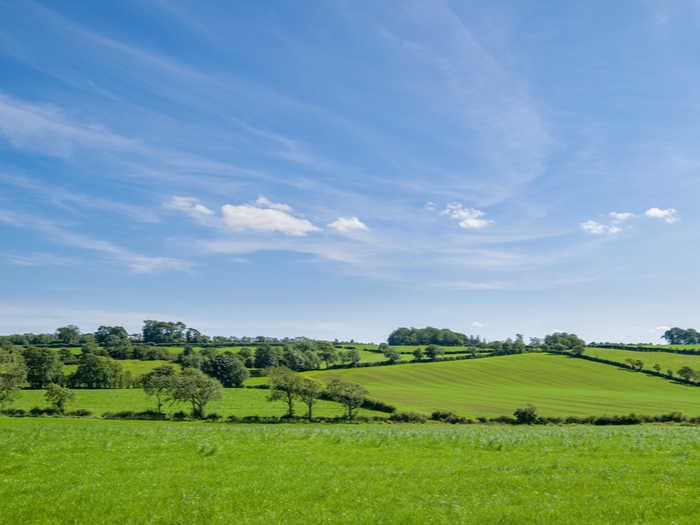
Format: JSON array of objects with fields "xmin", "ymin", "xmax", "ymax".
[
  {"xmin": 102, "ymin": 410, "xmax": 167, "ymax": 420},
  {"xmin": 66, "ymin": 409, "xmax": 92, "ymax": 417},
  {"xmin": 430, "ymin": 410, "xmax": 470, "ymax": 424},
  {"xmin": 388, "ymin": 412, "xmax": 427, "ymax": 423},
  {"xmin": 171, "ymin": 411, "xmax": 189, "ymax": 421},
  {"xmin": 513, "ymin": 405, "xmax": 538, "ymax": 424},
  {"xmin": 205, "ymin": 413, "xmax": 222, "ymax": 421}
]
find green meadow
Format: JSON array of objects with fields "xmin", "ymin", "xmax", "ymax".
[
  {"xmin": 9, "ymin": 387, "xmax": 383, "ymax": 419},
  {"xmin": 585, "ymin": 347, "xmax": 700, "ymax": 372},
  {"xmin": 1, "ymin": 418, "xmax": 698, "ymax": 524},
  {"xmin": 303, "ymin": 353, "xmax": 700, "ymax": 417}
]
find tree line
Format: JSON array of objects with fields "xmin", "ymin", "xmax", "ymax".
[
  {"xmin": 387, "ymin": 327, "xmax": 481, "ymax": 346},
  {"xmin": 661, "ymin": 327, "xmax": 700, "ymax": 345}
]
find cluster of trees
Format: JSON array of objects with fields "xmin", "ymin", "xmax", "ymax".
[
  {"xmin": 542, "ymin": 333, "xmax": 586, "ymax": 355},
  {"xmin": 251, "ymin": 342, "xmax": 360, "ymax": 371},
  {"xmin": 387, "ymin": 327, "xmax": 480, "ymax": 346},
  {"xmin": 662, "ymin": 327, "xmax": 700, "ymax": 345},
  {"xmin": 266, "ymin": 366, "xmax": 367, "ymax": 420}
]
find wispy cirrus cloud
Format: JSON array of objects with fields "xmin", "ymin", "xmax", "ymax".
[{"xmin": 0, "ymin": 209, "xmax": 189, "ymax": 273}]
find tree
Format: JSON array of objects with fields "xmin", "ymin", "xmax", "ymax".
[
  {"xmin": 412, "ymin": 348, "xmax": 424, "ymax": 361},
  {"xmin": 424, "ymin": 345, "xmax": 445, "ymax": 361},
  {"xmin": 142, "ymin": 365, "xmax": 176, "ymax": 414},
  {"xmin": 296, "ymin": 377, "xmax": 324, "ymax": 421},
  {"xmin": 202, "ymin": 352, "xmax": 249, "ymax": 387},
  {"xmin": 176, "ymin": 345, "xmax": 203, "ymax": 369},
  {"xmin": 316, "ymin": 342, "xmax": 338, "ymax": 368},
  {"xmin": 22, "ymin": 346, "xmax": 63, "ymax": 388},
  {"xmin": 254, "ymin": 345, "xmax": 282, "ymax": 369},
  {"xmin": 653, "ymin": 363, "xmax": 662, "ymax": 374},
  {"xmin": 383, "ymin": 346, "xmax": 401, "ymax": 364},
  {"xmin": 677, "ymin": 366, "xmax": 695, "ymax": 382},
  {"xmin": 326, "ymin": 378, "xmax": 367, "ymax": 421},
  {"xmin": 0, "ymin": 349, "xmax": 26, "ymax": 408},
  {"xmin": 45, "ymin": 383, "xmax": 74, "ymax": 414},
  {"xmin": 543, "ymin": 333, "xmax": 585, "ymax": 355},
  {"xmin": 94, "ymin": 326, "xmax": 129, "ymax": 346},
  {"xmin": 340, "ymin": 349, "xmax": 361, "ymax": 367},
  {"xmin": 663, "ymin": 327, "xmax": 700, "ymax": 345},
  {"xmin": 267, "ymin": 366, "xmax": 301, "ymax": 417},
  {"xmin": 168, "ymin": 368, "xmax": 222, "ymax": 418},
  {"xmin": 56, "ymin": 325, "xmax": 80, "ymax": 345},
  {"xmin": 514, "ymin": 405, "xmax": 538, "ymax": 424},
  {"xmin": 69, "ymin": 354, "xmax": 123, "ymax": 388},
  {"xmin": 142, "ymin": 320, "xmax": 186, "ymax": 344}
]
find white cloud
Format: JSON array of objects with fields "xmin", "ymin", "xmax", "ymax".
[
  {"xmin": 654, "ymin": 325, "xmax": 670, "ymax": 332},
  {"xmin": 471, "ymin": 321, "xmax": 485, "ymax": 328},
  {"xmin": 166, "ymin": 196, "xmax": 214, "ymax": 220},
  {"xmin": 255, "ymin": 195, "xmax": 292, "ymax": 212},
  {"xmin": 221, "ymin": 203, "xmax": 319, "ymax": 236},
  {"xmin": 328, "ymin": 217, "xmax": 369, "ymax": 233},
  {"xmin": 441, "ymin": 203, "xmax": 491, "ymax": 229},
  {"xmin": 580, "ymin": 220, "xmax": 621, "ymax": 235},
  {"xmin": 645, "ymin": 207, "xmax": 678, "ymax": 223},
  {"xmin": 609, "ymin": 211, "xmax": 635, "ymax": 223}
]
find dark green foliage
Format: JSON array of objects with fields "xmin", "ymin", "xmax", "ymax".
[
  {"xmin": 55, "ymin": 325, "xmax": 80, "ymax": 345},
  {"xmin": 662, "ymin": 327, "xmax": 700, "ymax": 345},
  {"xmin": 424, "ymin": 344, "xmax": 445, "ymax": 360},
  {"xmin": 513, "ymin": 405, "xmax": 538, "ymax": 424},
  {"xmin": 383, "ymin": 346, "xmax": 401, "ymax": 363},
  {"xmin": 267, "ymin": 366, "xmax": 300, "ymax": 417},
  {"xmin": 69, "ymin": 354, "xmax": 123, "ymax": 388},
  {"xmin": 340, "ymin": 348, "xmax": 361, "ymax": 366},
  {"xmin": 22, "ymin": 346, "xmax": 63, "ymax": 388},
  {"xmin": 254, "ymin": 345, "xmax": 283, "ymax": 368},
  {"xmin": 94, "ymin": 326, "xmax": 129, "ymax": 346},
  {"xmin": 201, "ymin": 352, "xmax": 249, "ymax": 387},
  {"xmin": 543, "ymin": 332, "xmax": 585, "ymax": 354},
  {"xmin": 677, "ymin": 366, "xmax": 696, "ymax": 382},
  {"xmin": 388, "ymin": 412, "xmax": 426, "ymax": 423},
  {"xmin": 388, "ymin": 327, "xmax": 479, "ymax": 346},
  {"xmin": 176, "ymin": 345, "xmax": 203, "ymax": 369},
  {"xmin": 142, "ymin": 320, "xmax": 186, "ymax": 344}
]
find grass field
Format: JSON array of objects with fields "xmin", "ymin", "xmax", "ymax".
[
  {"xmin": 63, "ymin": 359, "xmax": 173, "ymax": 379},
  {"xmin": 586, "ymin": 347, "xmax": 700, "ymax": 373},
  {"xmin": 0, "ymin": 418, "xmax": 698, "ymax": 524},
  {"xmin": 302, "ymin": 353, "xmax": 700, "ymax": 417},
  {"xmin": 9, "ymin": 388, "xmax": 384, "ymax": 419}
]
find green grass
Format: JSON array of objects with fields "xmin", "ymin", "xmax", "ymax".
[
  {"xmin": 303, "ymin": 353, "xmax": 700, "ymax": 417},
  {"xmin": 63, "ymin": 359, "xmax": 174, "ymax": 379},
  {"xmin": 585, "ymin": 347, "xmax": 700, "ymax": 374},
  {"xmin": 0, "ymin": 418, "xmax": 698, "ymax": 524},
  {"xmin": 9, "ymin": 387, "xmax": 384, "ymax": 419}
]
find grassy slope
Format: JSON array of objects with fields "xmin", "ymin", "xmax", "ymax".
[
  {"xmin": 63, "ymin": 359, "xmax": 173, "ymax": 378},
  {"xmin": 304, "ymin": 353, "xmax": 700, "ymax": 417},
  {"xmin": 10, "ymin": 388, "xmax": 384, "ymax": 419},
  {"xmin": 1, "ymin": 418, "xmax": 698, "ymax": 524},
  {"xmin": 585, "ymin": 347, "xmax": 700, "ymax": 372}
]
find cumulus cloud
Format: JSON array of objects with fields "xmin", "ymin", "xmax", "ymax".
[
  {"xmin": 645, "ymin": 207, "xmax": 678, "ymax": 223},
  {"xmin": 580, "ymin": 220, "xmax": 621, "ymax": 235},
  {"xmin": 221, "ymin": 202, "xmax": 319, "ymax": 236},
  {"xmin": 441, "ymin": 203, "xmax": 491, "ymax": 229},
  {"xmin": 328, "ymin": 216, "xmax": 369, "ymax": 233},
  {"xmin": 166, "ymin": 196, "xmax": 214, "ymax": 220},
  {"xmin": 609, "ymin": 211, "xmax": 635, "ymax": 222}
]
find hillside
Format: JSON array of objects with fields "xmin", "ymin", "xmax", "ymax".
[{"xmin": 304, "ymin": 353, "xmax": 700, "ymax": 417}]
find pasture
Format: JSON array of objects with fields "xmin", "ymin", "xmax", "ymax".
[
  {"xmin": 585, "ymin": 347, "xmax": 700, "ymax": 373},
  {"xmin": 304, "ymin": 353, "xmax": 700, "ymax": 417},
  {"xmin": 9, "ymin": 387, "xmax": 384, "ymax": 419},
  {"xmin": 0, "ymin": 418, "xmax": 697, "ymax": 524}
]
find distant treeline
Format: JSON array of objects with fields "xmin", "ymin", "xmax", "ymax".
[{"xmin": 388, "ymin": 327, "xmax": 481, "ymax": 346}]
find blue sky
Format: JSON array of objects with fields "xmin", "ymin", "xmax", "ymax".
[{"xmin": 1, "ymin": 1, "xmax": 698, "ymax": 342}]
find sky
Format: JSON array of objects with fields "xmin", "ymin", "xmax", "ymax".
[{"xmin": 1, "ymin": 1, "xmax": 699, "ymax": 343}]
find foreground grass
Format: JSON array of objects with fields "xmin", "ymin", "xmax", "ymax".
[
  {"xmin": 305, "ymin": 353, "xmax": 700, "ymax": 417},
  {"xmin": 10, "ymin": 388, "xmax": 384, "ymax": 419},
  {"xmin": 0, "ymin": 418, "xmax": 698, "ymax": 524}
]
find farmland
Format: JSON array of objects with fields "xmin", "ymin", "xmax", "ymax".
[
  {"xmin": 10, "ymin": 387, "xmax": 384, "ymax": 419},
  {"xmin": 1, "ymin": 418, "xmax": 698, "ymax": 524},
  {"xmin": 302, "ymin": 353, "xmax": 700, "ymax": 417},
  {"xmin": 585, "ymin": 347, "xmax": 700, "ymax": 373}
]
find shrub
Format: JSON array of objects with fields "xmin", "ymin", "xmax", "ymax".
[
  {"xmin": 388, "ymin": 412, "xmax": 427, "ymax": 423},
  {"xmin": 66, "ymin": 409, "xmax": 92, "ymax": 417},
  {"xmin": 171, "ymin": 411, "xmax": 188, "ymax": 421},
  {"xmin": 513, "ymin": 405, "xmax": 538, "ymax": 424}
]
